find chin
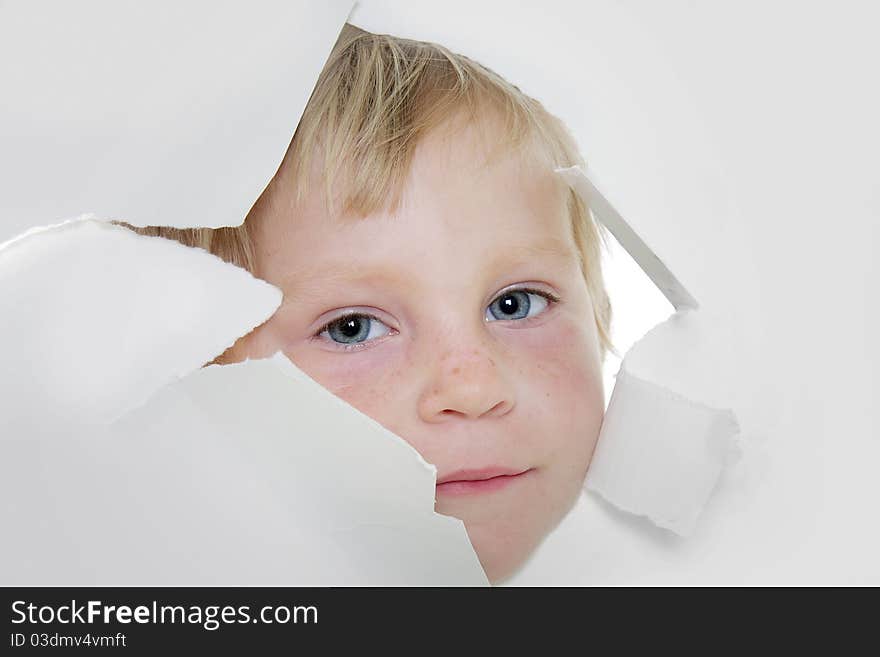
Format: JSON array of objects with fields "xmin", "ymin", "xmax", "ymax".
[
  {"xmin": 461, "ymin": 515, "xmax": 548, "ymax": 585},
  {"xmin": 465, "ymin": 475, "xmax": 587, "ymax": 584}
]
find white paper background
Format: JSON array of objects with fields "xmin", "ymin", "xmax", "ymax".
[{"xmin": 0, "ymin": 0, "xmax": 352, "ymax": 239}]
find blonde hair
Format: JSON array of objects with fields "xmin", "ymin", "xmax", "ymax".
[{"xmin": 121, "ymin": 24, "xmax": 613, "ymax": 355}]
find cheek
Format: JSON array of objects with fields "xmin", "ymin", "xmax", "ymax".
[
  {"xmin": 508, "ymin": 316, "xmax": 604, "ymax": 464},
  {"xmin": 517, "ymin": 317, "xmax": 601, "ymax": 395}
]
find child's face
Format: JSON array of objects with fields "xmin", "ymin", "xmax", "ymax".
[{"xmin": 228, "ymin": 116, "xmax": 605, "ymax": 583}]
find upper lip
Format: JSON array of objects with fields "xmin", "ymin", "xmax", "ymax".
[{"xmin": 436, "ymin": 467, "xmax": 531, "ymax": 485}]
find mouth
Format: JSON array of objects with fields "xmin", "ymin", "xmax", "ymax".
[{"xmin": 435, "ymin": 467, "xmax": 533, "ymax": 497}]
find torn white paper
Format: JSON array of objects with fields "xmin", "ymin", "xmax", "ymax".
[
  {"xmin": 587, "ymin": 347, "xmax": 740, "ymax": 536},
  {"xmin": 0, "ymin": 218, "xmax": 281, "ymax": 430},
  {"xmin": 1, "ymin": 355, "xmax": 486, "ymax": 585},
  {"xmin": 0, "ymin": 0, "xmax": 354, "ymax": 242},
  {"xmin": 557, "ymin": 166, "xmax": 698, "ymax": 312},
  {"xmin": 558, "ymin": 165, "xmax": 740, "ymax": 536}
]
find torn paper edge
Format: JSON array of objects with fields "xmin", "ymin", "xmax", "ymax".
[
  {"xmin": 0, "ymin": 213, "xmax": 100, "ymax": 253},
  {"xmin": 269, "ymin": 351, "xmax": 439, "ymax": 478},
  {"xmin": 556, "ymin": 165, "xmax": 698, "ymax": 312},
  {"xmin": 586, "ymin": 364, "xmax": 741, "ymax": 536},
  {"xmin": 557, "ymin": 164, "xmax": 740, "ymax": 536},
  {"xmin": 0, "ymin": 215, "xmax": 284, "ymax": 426},
  {"xmin": 0, "ymin": 1, "xmax": 357, "ymax": 237}
]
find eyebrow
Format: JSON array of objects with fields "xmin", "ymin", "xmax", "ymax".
[
  {"xmin": 277, "ymin": 238, "xmax": 578, "ymax": 297},
  {"xmin": 499, "ymin": 239, "xmax": 578, "ymax": 265},
  {"xmin": 279, "ymin": 263, "xmax": 413, "ymax": 298}
]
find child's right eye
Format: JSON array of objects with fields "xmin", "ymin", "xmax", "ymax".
[{"xmin": 317, "ymin": 313, "xmax": 393, "ymax": 348}]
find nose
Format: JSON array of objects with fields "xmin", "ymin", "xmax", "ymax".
[{"xmin": 417, "ymin": 338, "xmax": 516, "ymax": 423}]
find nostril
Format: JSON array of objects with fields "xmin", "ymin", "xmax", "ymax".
[
  {"xmin": 419, "ymin": 356, "xmax": 515, "ymax": 422},
  {"xmin": 436, "ymin": 402, "xmax": 509, "ymax": 420},
  {"xmin": 481, "ymin": 399, "xmax": 512, "ymax": 418}
]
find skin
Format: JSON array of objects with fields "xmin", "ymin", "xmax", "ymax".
[{"xmin": 221, "ymin": 114, "xmax": 605, "ymax": 583}]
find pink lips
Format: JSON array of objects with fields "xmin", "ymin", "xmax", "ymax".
[{"xmin": 435, "ymin": 467, "xmax": 532, "ymax": 496}]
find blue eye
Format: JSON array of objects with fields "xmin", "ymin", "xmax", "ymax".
[
  {"xmin": 486, "ymin": 289, "xmax": 553, "ymax": 321},
  {"xmin": 321, "ymin": 314, "xmax": 391, "ymax": 345}
]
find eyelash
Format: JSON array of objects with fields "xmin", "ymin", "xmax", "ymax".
[
  {"xmin": 313, "ymin": 286, "xmax": 560, "ymax": 351},
  {"xmin": 313, "ymin": 312, "xmax": 391, "ymax": 352},
  {"xmin": 506, "ymin": 287, "xmax": 560, "ymax": 308},
  {"xmin": 488, "ymin": 287, "xmax": 561, "ymax": 324}
]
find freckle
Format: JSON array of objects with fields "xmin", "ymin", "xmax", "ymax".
[{"xmin": 452, "ymin": 367, "xmax": 460, "ymax": 375}]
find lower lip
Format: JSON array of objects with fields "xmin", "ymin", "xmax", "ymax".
[{"xmin": 435, "ymin": 470, "xmax": 532, "ymax": 496}]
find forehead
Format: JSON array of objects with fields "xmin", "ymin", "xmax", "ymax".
[{"xmin": 253, "ymin": 116, "xmax": 576, "ymax": 291}]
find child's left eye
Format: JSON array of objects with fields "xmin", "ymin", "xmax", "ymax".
[{"xmin": 485, "ymin": 289, "xmax": 556, "ymax": 322}]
